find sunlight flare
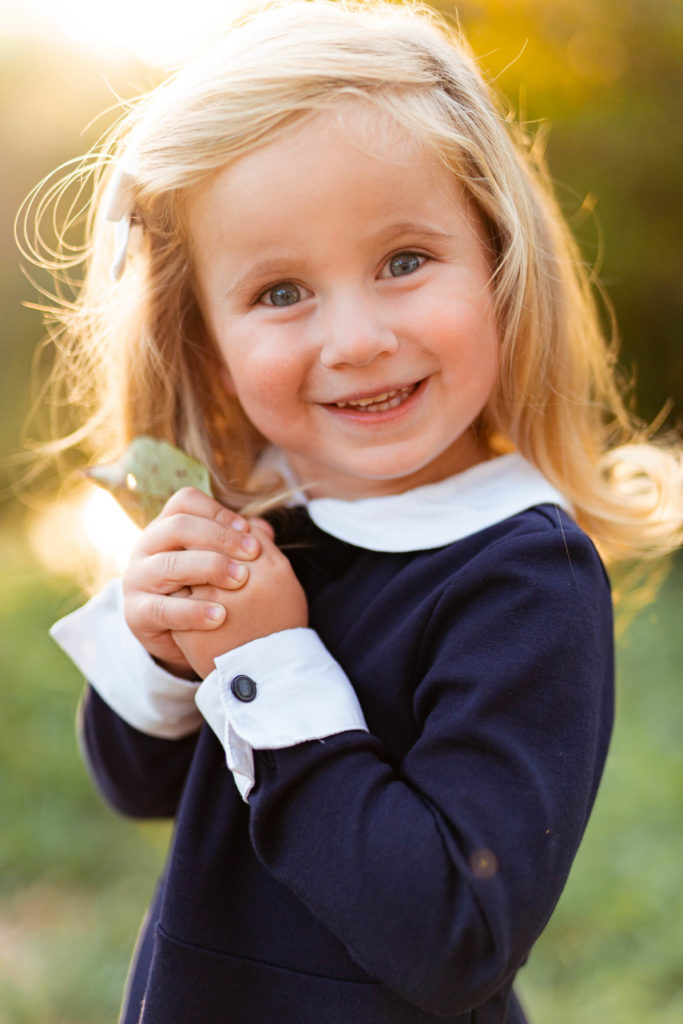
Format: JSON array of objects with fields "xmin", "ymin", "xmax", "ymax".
[
  {"xmin": 5, "ymin": 0, "xmax": 255, "ymax": 66},
  {"xmin": 29, "ymin": 487, "xmax": 140, "ymax": 589}
]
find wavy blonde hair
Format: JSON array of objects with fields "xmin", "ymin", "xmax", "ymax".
[{"xmin": 19, "ymin": 0, "xmax": 682, "ymax": 563}]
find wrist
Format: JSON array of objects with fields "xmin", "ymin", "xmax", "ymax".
[{"xmin": 152, "ymin": 655, "xmax": 200, "ymax": 681}]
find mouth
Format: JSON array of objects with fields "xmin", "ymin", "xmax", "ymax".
[{"xmin": 329, "ymin": 382, "xmax": 420, "ymax": 413}]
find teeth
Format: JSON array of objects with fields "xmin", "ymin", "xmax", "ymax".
[
  {"xmin": 347, "ymin": 391, "xmax": 394, "ymax": 407},
  {"xmin": 335, "ymin": 385, "xmax": 415, "ymax": 412}
]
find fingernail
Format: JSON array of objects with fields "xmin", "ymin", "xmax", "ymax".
[
  {"xmin": 240, "ymin": 534, "xmax": 258, "ymax": 554},
  {"xmin": 231, "ymin": 516, "xmax": 248, "ymax": 531},
  {"xmin": 229, "ymin": 562, "xmax": 248, "ymax": 582},
  {"xmin": 206, "ymin": 605, "xmax": 225, "ymax": 622}
]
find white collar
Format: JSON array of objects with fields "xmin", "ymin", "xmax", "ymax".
[{"xmin": 255, "ymin": 450, "xmax": 572, "ymax": 553}]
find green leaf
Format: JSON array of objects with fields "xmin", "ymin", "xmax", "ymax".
[{"xmin": 86, "ymin": 437, "xmax": 213, "ymax": 527}]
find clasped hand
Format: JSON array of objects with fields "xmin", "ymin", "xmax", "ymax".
[{"xmin": 122, "ymin": 488, "xmax": 308, "ymax": 679}]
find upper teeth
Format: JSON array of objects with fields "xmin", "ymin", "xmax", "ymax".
[{"xmin": 335, "ymin": 385, "xmax": 413, "ymax": 410}]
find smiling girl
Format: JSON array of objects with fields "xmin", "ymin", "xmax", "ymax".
[
  {"xmin": 189, "ymin": 106, "xmax": 499, "ymax": 499},
  {"xmin": 34, "ymin": 2, "xmax": 682, "ymax": 1022}
]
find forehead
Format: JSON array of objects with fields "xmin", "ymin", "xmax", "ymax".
[{"xmin": 186, "ymin": 103, "xmax": 467, "ymax": 246}]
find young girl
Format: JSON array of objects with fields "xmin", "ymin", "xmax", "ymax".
[{"xmin": 37, "ymin": 2, "xmax": 681, "ymax": 1022}]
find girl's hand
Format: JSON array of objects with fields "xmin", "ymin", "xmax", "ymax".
[
  {"xmin": 172, "ymin": 523, "xmax": 309, "ymax": 679},
  {"xmin": 122, "ymin": 487, "xmax": 266, "ymax": 676}
]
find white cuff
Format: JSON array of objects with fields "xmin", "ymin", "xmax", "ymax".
[
  {"xmin": 50, "ymin": 579, "xmax": 203, "ymax": 739},
  {"xmin": 195, "ymin": 628, "xmax": 368, "ymax": 801}
]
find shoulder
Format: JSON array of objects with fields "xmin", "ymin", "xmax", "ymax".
[
  {"xmin": 485, "ymin": 504, "xmax": 609, "ymax": 596},
  {"xmin": 416, "ymin": 505, "xmax": 613, "ymax": 665},
  {"xmin": 285, "ymin": 502, "xmax": 612, "ymax": 635},
  {"xmin": 412, "ymin": 507, "xmax": 614, "ymax": 737},
  {"xmin": 463, "ymin": 502, "xmax": 598, "ymax": 554},
  {"xmin": 417, "ymin": 504, "xmax": 609, "ymax": 599}
]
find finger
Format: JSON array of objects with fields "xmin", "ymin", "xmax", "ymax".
[
  {"xmin": 137, "ymin": 510, "xmax": 262, "ymax": 560},
  {"xmin": 186, "ymin": 583, "xmax": 237, "ymax": 603},
  {"xmin": 128, "ymin": 592, "xmax": 228, "ymax": 633},
  {"xmin": 248, "ymin": 516, "xmax": 276, "ymax": 541},
  {"xmin": 158, "ymin": 487, "xmax": 250, "ymax": 533},
  {"xmin": 129, "ymin": 549, "xmax": 250, "ymax": 594}
]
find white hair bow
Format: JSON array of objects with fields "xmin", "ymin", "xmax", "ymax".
[{"xmin": 103, "ymin": 162, "xmax": 139, "ymax": 281}]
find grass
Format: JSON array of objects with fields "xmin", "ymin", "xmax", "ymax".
[
  {"xmin": 1, "ymin": 516, "xmax": 681, "ymax": 1023},
  {"xmin": 518, "ymin": 556, "xmax": 683, "ymax": 1021},
  {"xmin": 0, "ymin": 521, "xmax": 170, "ymax": 1024}
]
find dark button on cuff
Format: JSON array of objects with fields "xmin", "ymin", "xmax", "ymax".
[{"xmin": 231, "ymin": 674, "xmax": 257, "ymax": 702}]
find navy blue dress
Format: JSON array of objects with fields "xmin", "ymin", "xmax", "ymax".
[{"xmin": 80, "ymin": 505, "xmax": 614, "ymax": 1023}]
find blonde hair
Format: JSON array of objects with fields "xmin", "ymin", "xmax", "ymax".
[{"xmin": 19, "ymin": 0, "xmax": 682, "ymax": 563}]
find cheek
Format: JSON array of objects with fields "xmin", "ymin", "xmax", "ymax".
[
  {"xmin": 215, "ymin": 332, "xmax": 274, "ymax": 404},
  {"xmin": 221, "ymin": 348, "xmax": 302, "ymax": 429},
  {"xmin": 425, "ymin": 298, "xmax": 499, "ymax": 366}
]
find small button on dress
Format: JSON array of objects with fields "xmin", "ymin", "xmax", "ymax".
[{"xmin": 231, "ymin": 674, "xmax": 257, "ymax": 702}]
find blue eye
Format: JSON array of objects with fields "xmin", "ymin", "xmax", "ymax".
[
  {"xmin": 388, "ymin": 252, "xmax": 424, "ymax": 277},
  {"xmin": 262, "ymin": 282, "xmax": 301, "ymax": 307}
]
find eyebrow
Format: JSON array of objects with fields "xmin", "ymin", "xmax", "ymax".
[
  {"xmin": 226, "ymin": 223, "xmax": 459, "ymax": 296},
  {"xmin": 227, "ymin": 257, "xmax": 303, "ymax": 298},
  {"xmin": 377, "ymin": 222, "xmax": 456, "ymax": 243}
]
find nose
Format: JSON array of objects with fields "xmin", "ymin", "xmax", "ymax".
[{"xmin": 318, "ymin": 293, "xmax": 399, "ymax": 368}]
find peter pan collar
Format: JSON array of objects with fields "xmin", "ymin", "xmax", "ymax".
[{"xmin": 258, "ymin": 450, "xmax": 572, "ymax": 553}]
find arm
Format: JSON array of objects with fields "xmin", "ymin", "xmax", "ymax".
[
  {"xmin": 173, "ymin": 523, "xmax": 368, "ymax": 798},
  {"xmin": 51, "ymin": 487, "xmax": 266, "ymax": 816},
  {"xmin": 78, "ymin": 684, "xmax": 201, "ymax": 818},
  {"xmin": 178, "ymin": 524, "xmax": 614, "ymax": 1015}
]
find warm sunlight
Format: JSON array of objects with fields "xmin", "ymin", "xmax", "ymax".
[
  {"xmin": 82, "ymin": 487, "xmax": 141, "ymax": 570},
  {"xmin": 4, "ymin": 0, "xmax": 254, "ymax": 66},
  {"xmin": 29, "ymin": 487, "xmax": 140, "ymax": 588}
]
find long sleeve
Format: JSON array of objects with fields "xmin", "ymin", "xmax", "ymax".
[
  {"xmin": 51, "ymin": 579, "xmax": 368, "ymax": 810},
  {"xmin": 240, "ymin": 522, "xmax": 614, "ymax": 1016},
  {"xmin": 196, "ymin": 627, "xmax": 368, "ymax": 799},
  {"xmin": 50, "ymin": 579, "xmax": 203, "ymax": 738},
  {"xmin": 51, "ymin": 580, "xmax": 202, "ymax": 817},
  {"xmin": 78, "ymin": 686, "xmax": 200, "ymax": 818}
]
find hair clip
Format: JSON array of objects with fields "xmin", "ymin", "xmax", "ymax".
[{"xmin": 103, "ymin": 163, "xmax": 138, "ymax": 282}]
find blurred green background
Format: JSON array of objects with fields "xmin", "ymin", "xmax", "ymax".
[{"xmin": 1, "ymin": 1, "xmax": 681, "ymax": 1021}]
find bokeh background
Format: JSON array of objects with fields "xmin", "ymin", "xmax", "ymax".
[{"xmin": 1, "ymin": 1, "xmax": 681, "ymax": 1021}]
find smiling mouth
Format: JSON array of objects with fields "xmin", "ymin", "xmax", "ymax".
[{"xmin": 332, "ymin": 382, "xmax": 419, "ymax": 413}]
